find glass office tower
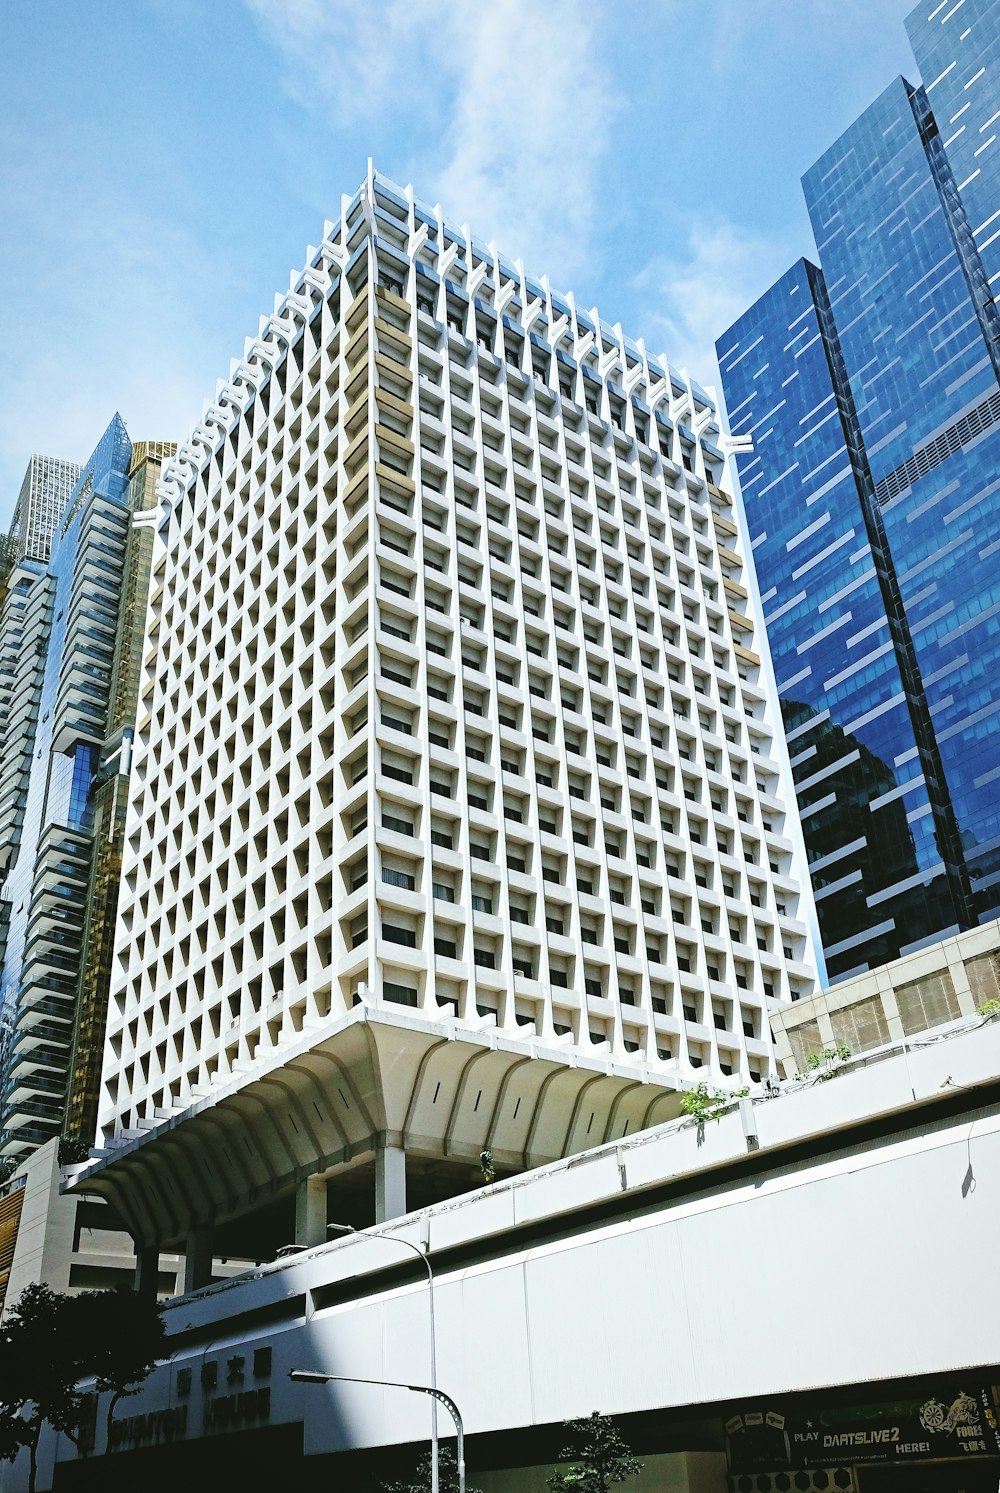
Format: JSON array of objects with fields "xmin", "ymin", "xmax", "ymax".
[
  {"xmin": 906, "ymin": 0, "xmax": 1000, "ymax": 292},
  {"xmin": 8, "ymin": 455, "xmax": 82, "ymax": 564},
  {"xmin": 718, "ymin": 23, "xmax": 1000, "ymax": 980},
  {"xmin": 65, "ymin": 440, "xmax": 175, "ymax": 1145},
  {"xmin": 717, "ymin": 261, "xmax": 964, "ymax": 978},
  {"xmin": 0, "ymin": 418, "xmax": 132, "ymax": 1156}
]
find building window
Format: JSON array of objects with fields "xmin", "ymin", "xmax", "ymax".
[{"xmin": 384, "ymin": 982, "xmax": 418, "ymax": 1007}]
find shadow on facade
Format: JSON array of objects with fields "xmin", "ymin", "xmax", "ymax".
[{"xmin": 52, "ymin": 1421, "xmax": 305, "ymax": 1493}]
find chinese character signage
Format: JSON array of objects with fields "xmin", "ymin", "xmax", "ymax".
[{"xmin": 106, "ymin": 1343, "xmax": 275, "ymax": 1451}]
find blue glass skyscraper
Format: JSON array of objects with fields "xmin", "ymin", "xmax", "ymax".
[
  {"xmin": 906, "ymin": 0, "xmax": 1000, "ymax": 290},
  {"xmin": 0, "ymin": 417, "xmax": 132, "ymax": 1154},
  {"xmin": 718, "ymin": 7, "xmax": 1000, "ymax": 980}
]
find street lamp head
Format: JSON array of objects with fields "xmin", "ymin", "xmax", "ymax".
[
  {"xmin": 288, "ymin": 1368, "xmax": 463, "ymax": 1493},
  {"xmin": 327, "ymin": 1222, "xmax": 356, "ymax": 1235}
]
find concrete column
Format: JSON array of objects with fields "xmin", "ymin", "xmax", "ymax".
[
  {"xmin": 375, "ymin": 1141, "xmax": 406, "ymax": 1222},
  {"xmin": 295, "ymin": 1174, "xmax": 328, "ymax": 1247},
  {"xmin": 134, "ymin": 1243, "xmax": 160, "ymax": 1301},
  {"xmin": 183, "ymin": 1225, "xmax": 213, "ymax": 1293}
]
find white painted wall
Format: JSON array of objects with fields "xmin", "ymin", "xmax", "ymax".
[{"xmin": 13, "ymin": 1023, "xmax": 999, "ymax": 1491}]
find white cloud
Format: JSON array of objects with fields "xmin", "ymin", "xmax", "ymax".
[
  {"xmin": 243, "ymin": 0, "xmax": 615, "ymax": 283},
  {"xmin": 433, "ymin": 1, "xmax": 614, "ymax": 281},
  {"xmin": 633, "ymin": 218, "xmax": 799, "ymax": 386},
  {"xmin": 1, "ymin": 0, "xmax": 615, "ymax": 528},
  {"xmin": 243, "ymin": 0, "xmax": 451, "ymax": 117}
]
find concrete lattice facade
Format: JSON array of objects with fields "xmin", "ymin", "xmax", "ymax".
[{"xmin": 96, "ymin": 166, "xmax": 818, "ymax": 1227}]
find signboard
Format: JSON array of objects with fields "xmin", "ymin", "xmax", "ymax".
[
  {"xmin": 727, "ymin": 1386, "xmax": 1000, "ymax": 1470},
  {"xmin": 83, "ymin": 1345, "xmax": 275, "ymax": 1453}
]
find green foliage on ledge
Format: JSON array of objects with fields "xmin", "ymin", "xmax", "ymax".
[{"xmin": 680, "ymin": 1081, "xmax": 749, "ymax": 1124}]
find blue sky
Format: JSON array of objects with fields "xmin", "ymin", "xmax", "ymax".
[{"xmin": 0, "ymin": 0, "xmax": 920, "ymax": 523}]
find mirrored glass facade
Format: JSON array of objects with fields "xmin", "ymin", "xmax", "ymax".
[
  {"xmin": 0, "ymin": 417, "xmax": 132, "ymax": 1156},
  {"xmin": 717, "ymin": 263, "xmax": 964, "ymax": 979},
  {"xmin": 718, "ymin": 21, "xmax": 1000, "ymax": 981},
  {"xmin": 906, "ymin": 0, "xmax": 1000, "ymax": 292}
]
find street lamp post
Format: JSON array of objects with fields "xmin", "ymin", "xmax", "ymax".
[
  {"xmin": 289, "ymin": 1370, "xmax": 465, "ymax": 1493},
  {"xmin": 327, "ymin": 1223, "xmax": 439, "ymax": 1493}
]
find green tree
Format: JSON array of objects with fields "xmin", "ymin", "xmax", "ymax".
[
  {"xmin": 74, "ymin": 1286, "xmax": 167, "ymax": 1453},
  {"xmin": 381, "ymin": 1443, "xmax": 482, "ymax": 1493},
  {"xmin": 0, "ymin": 1282, "xmax": 165, "ymax": 1491},
  {"xmin": 547, "ymin": 1412, "xmax": 641, "ymax": 1493},
  {"xmin": 57, "ymin": 1136, "xmax": 91, "ymax": 1167}
]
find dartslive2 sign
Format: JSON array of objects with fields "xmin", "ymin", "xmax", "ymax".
[{"xmin": 727, "ymin": 1387, "xmax": 1000, "ymax": 1469}]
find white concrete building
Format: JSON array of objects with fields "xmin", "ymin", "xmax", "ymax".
[
  {"xmin": 88, "ymin": 164, "xmax": 818, "ymax": 1268},
  {"xmin": 0, "ymin": 1140, "xmax": 184, "ymax": 1307},
  {"xmin": 38, "ymin": 1012, "xmax": 1000, "ymax": 1493}
]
